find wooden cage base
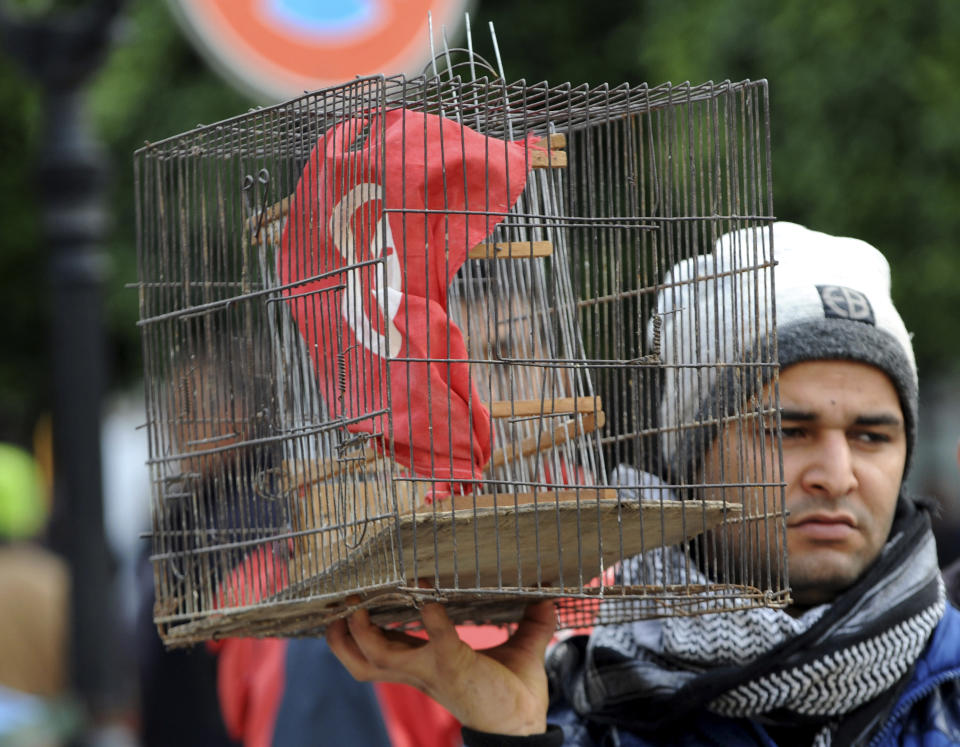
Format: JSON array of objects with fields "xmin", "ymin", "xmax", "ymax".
[
  {"xmin": 157, "ymin": 496, "xmax": 755, "ymax": 647},
  {"xmin": 158, "ymin": 576, "xmax": 789, "ymax": 648},
  {"xmin": 291, "ymin": 493, "xmax": 738, "ymax": 590}
]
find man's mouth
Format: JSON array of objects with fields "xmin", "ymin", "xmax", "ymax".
[{"xmin": 789, "ymin": 513, "xmax": 857, "ymax": 541}]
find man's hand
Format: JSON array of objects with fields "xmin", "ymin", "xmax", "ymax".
[{"xmin": 326, "ymin": 600, "xmax": 556, "ymax": 736}]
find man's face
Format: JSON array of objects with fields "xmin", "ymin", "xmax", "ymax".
[{"xmin": 705, "ymin": 360, "xmax": 907, "ymax": 608}]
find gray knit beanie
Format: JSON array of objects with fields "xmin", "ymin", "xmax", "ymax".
[{"xmin": 654, "ymin": 221, "xmax": 918, "ymax": 483}]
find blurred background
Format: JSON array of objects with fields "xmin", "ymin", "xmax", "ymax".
[{"xmin": 0, "ymin": 0, "xmax": 958, "ymax": 744}]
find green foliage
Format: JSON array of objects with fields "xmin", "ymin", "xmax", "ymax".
[
  {"xmin": 0, "ymin": 0, "xmax": 251, "ymax": 440},
  {"xmin": 1, "ymin": 0, "xmax": 958, "ymax": 440},
  {"xmin": 2, "ymin": 0, "xmax": 86, "ymax": 16},
  {"xmin": 88, "ymin": 0, "xmax": 252, "ymax": 389},
  {"xmin": 483, "ymin": 0, "xmax": 960, "ymax": 375},
  {"xmin": 478, "ymin": 0, "xmax": 648, "ymax": 85},
  {"xmin": 632, "ymin": 0, "xmax": 960, "ymax": 376}
]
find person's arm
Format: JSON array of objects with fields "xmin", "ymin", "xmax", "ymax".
[{"xmin": 325, "ymin": 599, "xmax": 556, "ymax": 736}]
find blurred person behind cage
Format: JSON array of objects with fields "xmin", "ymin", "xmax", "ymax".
[
  {"xmin": 0, "ymin": 440, "xmax": 77, "ymax": 744},
  {"xmin": 139, "ymin": 336, "xmax": 488, "ymax": 747},
  {"xmin": 135, "ymin": 335, "xmax": 273, "ymax": 747}
]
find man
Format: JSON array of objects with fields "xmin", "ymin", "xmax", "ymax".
[{"xmin": 327, "ymin": 223, "xmax": 960, "ymax": 745}]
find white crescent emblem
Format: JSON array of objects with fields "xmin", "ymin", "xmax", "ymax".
[{"xmin": 328, "ymin": 182, "xmax": 404, "ymax": 358}]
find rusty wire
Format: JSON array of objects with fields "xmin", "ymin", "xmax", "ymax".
[{"xmin": 134, "ymin": 75, "xmax": 786, "ymax": 646}]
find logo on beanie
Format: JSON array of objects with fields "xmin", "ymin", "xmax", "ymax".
[{"xmin": 816, "ymin": 285, "xmax": 876, "ymax": 325}]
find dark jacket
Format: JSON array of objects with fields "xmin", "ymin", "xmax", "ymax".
[
  {"xmin": 943, "ymin": 559, "xmax": 960, "ymax": 609},
  {"xmin": 465, "ymin": 603, "xmax": 960, "ymax": 747}
]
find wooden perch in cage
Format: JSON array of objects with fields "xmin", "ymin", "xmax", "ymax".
[
  {"xmin": 286, "ymin": 396, "xmax": 603, "ymax": 488},
  {"xmin": 527, "ymin": 132, "xmax": 567, "ymax": 168},
  {"xmin": 487, "ymin": 396, "xmax": 599, "ymax": 418},
  {"xmin": 469, "ymin": 241, "xmax": 553, "ymax": 259},
  {"xmin": 486, "ymin": 411, "xmax": 604, "ymax": 471}
]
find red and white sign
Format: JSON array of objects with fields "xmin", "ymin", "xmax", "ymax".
[{"xmin": 167, "ymin": 0, "xmax": 469, "ymax": 102}]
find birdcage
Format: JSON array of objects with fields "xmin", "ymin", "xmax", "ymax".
[{"xmin": 135, "ymin": 72, "xmax": 788, "ymax": 646}]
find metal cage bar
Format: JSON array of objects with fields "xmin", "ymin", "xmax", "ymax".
[{"xmin": 134, "ymin": 75, "xmax": 786, "ymax": 645}]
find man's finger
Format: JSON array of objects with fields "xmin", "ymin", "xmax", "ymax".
[
  {"xmin": 326, "ymin": 617, "xmax": 379, "ymax": 681},
  {"xmin": 505, "ymin": 600, "xmax": 557, "ymax": 655},
  {"xmin": 345, "ymin": 608, "xmax": 396, "ymax": 665},
  {"xmin": 420, "ymin": 602, "xmax": 458, "ymax": 645}
]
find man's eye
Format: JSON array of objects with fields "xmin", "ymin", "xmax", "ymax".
[
  {"xmin": 852, "ymin": 430, "xmax": 890, "ymax": 444},
  {"xmin": 777, "ymin": 426, "xmax": 806, "ymax": 440}
]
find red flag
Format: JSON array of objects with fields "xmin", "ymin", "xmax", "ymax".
[{"xmin": 279, "ymin": 109, "xmax": 538, "ymax": 495}]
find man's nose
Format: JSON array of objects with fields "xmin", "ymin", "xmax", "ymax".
[{"xmin": 799, "ymin": 431, "xmax": 858, "ymax": 498}]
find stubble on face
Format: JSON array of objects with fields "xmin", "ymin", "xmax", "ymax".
[{"xmin": 701, "ymin": 361, "xmax": 906, "ymax": 609}]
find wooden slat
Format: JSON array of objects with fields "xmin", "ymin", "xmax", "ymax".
[
  {"xmin": 290, "ymin": 471, "xmax": 614, "ymax": 584},
  {"xmin": 292, "ymin": 478, "xmax": 422, "ymax": 539},
  {"xmin": 487, "ymin": 411, "xmax": 604, "ymax": 471},
  {"xmin": 444, "ymin": 488, "xmax": 616, "ymax": 512},
  {"xmin": 289, "ymin": 478, "xmax": 733, "ymax": 609},
  {"xmin": 284, "ymin": 449, "xmax": 379, "ymax": 488},
  {"xmin": 529, "ymin": 149, "xmax": 567, "ymax": 169},
  {"xmin": 288, "ymin": 476, "xmax": 403, "ymax": 589},
  {"xmin": 468, "ymin": 241, "xmax": 553, "ymax": 259},
  {"xmin": 541, "ymin": 133, "xmax": 567, "ymax": 149},
  {"xmin": 488, "ymin": 396, "xmax": 600, "ymax": 419},
  {"xmin": 324, "ymin": 496, "xmax": 740, "ymax": 590}
]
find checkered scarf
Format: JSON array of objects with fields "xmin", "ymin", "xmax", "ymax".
[{"xmin": 547, "ymin": 497, "xmax": 945, "ymax": 746}]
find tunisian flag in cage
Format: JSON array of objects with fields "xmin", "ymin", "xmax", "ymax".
[{"xmin": 279, "ymin": 109, "xmax": 537, "ymax": 492}]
